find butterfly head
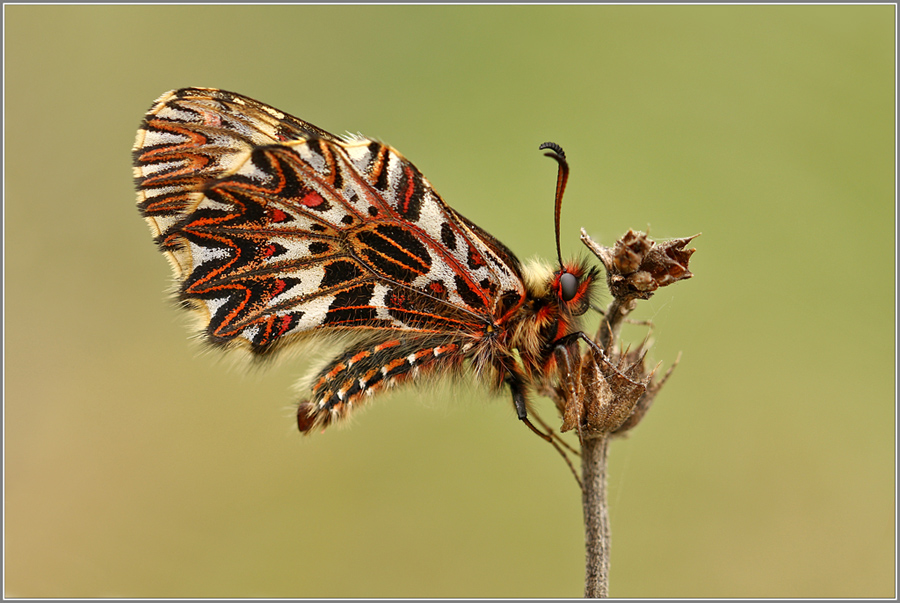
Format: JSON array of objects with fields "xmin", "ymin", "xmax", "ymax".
[
  {"xmin": 538, "ymin": 142, "xmax": 599, "ymax": 318},
  {"xmin": 521, "ymin": 256, "xmax": 597, "ymax": 319}
]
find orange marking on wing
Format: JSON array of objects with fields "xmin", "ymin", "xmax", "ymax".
[
  {"xmin": 401, "ymin": 165, "xmax": 417, "ymax": 211},
  {"xmin": 274, "ymin": 315, "xmax": 292, "ymax": 338}
]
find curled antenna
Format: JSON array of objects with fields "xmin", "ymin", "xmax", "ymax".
[{"xmin": 539, "ymin": 142, "xmax": 570, "ymax": 268}]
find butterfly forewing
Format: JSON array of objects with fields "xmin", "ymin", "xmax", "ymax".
[
  {"xmin": 133, "ymin": 88, "xmax": 337, "ymax": 237},
  {"xmin": 133, "ymin": 88, "xmax": 526, "ymax": 356}
]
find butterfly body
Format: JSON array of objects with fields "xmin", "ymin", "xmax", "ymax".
[{"xmin": 133, "ymin": 88, "xmax": 597, "ymax": 433}]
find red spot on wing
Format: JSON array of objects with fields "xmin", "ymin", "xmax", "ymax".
[
  {"xmin": 275, "ymin": 315, "xmax": 292, "ymax": 337},
  {"xmin": 402, "ymin": 165, "xmax": 416, "ymax": 213},
  {"xmin": 269, "ymin": 208, "xmax": 288, "ymax": 223},
  {"xmin": 300, "ymin": 191, "xmax": 324, "ymax": 207},
  {"xmin": 389, "ymin": 290, "xmax": 407, "ymax": 307},
  {"xmin": 259, "ymin": 314, "xmax": 294, "ymax": 345},
  {"xmin": 198, "ymin": 108, "xmax": 223, "ymax": 127},
  {"xmin": 468, "ymin": 247, "xmax": 486, "ymax": 268}
]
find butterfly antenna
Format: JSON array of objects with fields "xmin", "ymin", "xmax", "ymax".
[{"xmin": 539, "ymin": 142, "xmax": 569, "ymax": 268}]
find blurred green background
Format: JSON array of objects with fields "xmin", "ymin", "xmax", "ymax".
[{"xmin": 4, "ymin": 5, "xmax": 895, "ymax": 598}]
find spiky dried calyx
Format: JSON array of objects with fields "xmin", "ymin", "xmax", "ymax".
[
  {"xmin": 558, "ymin": 346, "xmax": 647, "ymax": 435},
  {"xmin": 556, "ymin": 339, "xmax": 680, "ymax": 438},
  {"xmin": 581, "ymin": 229, "xmax": 698, "ymax": 302}
]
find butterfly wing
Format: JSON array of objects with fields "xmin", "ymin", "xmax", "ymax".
[
  {"xmin": 133, "ymin": 88, "xmax": 527, "ymax": 355},
  {"xmin": 133, "ymin": 87, "xmax": 338, "ymax": 248}
]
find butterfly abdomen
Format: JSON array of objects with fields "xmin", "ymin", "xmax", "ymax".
[{"xmin": 296, "ymin": 336, "xmax": 475, "ymax": 432}]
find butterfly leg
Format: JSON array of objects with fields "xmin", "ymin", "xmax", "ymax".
[
  {"xmin": 506, "ymin": 373, "xmax": 555, "ymax": 442},
  {"xmin": 507, "ymin": 371, "xmax": 583, "ymax": 488},
  {"xmin": 550, "ymin": 330, "xmax": 611, "ymax": 360}
]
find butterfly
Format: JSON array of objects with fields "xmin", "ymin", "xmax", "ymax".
[{"xmin": 132, "ymin": 87, "xmax": 599, "ymax": 438}]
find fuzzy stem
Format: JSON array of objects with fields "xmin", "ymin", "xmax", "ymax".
[{"xmin": 582, "ymin": 433, "xmax": 611, "ymax": 598}]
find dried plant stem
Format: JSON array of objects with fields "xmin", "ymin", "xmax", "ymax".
[
  {"xmin": 582, "ymin": 433, "xmax": 611, "ymax": 598},
  {"xmin": 597, "ymin": 297, "xmax": 633, "ymax": 352},
  {"xmin": 582, "ymin": 294, "xmax": 633, "ymax": 598},
  {"xmin": 575, "ymin": 229, "xmax": 695, "ymax": 597}
]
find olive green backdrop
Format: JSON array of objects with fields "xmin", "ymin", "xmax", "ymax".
[{"xmin": 4, "ymin": 4, "xmax": 895, "ymax": 598}]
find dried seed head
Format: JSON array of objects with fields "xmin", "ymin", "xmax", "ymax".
[
  {"xmin": 582, "ymin": 229, "xmax": 698, "ymax": 302},
  {"xmin": 557, "ymin": 336, "xmax": 681, "ymax": 438},
  {"xmin": 559, "ymin": 347, "xmax": 648, "ymax": 435}
]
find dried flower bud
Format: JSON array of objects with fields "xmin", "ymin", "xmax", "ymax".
[
  {"xmin": 581, "ymin": 229, "xmax": 698, "ymax": 302},
  {"xmin": 557, "ymin": 342, "xmax": 679, "ymax": 437},
  {"xmin": 641, "ymin": 235, "xmax": 697, "ymax": 287},
  {"xmin": 612, "ymin": 230, "xmax": 653, "ymax": 274},
  {"xmin": 559, "ymin": 347, "xmax": 648, "ymax": 435}
]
